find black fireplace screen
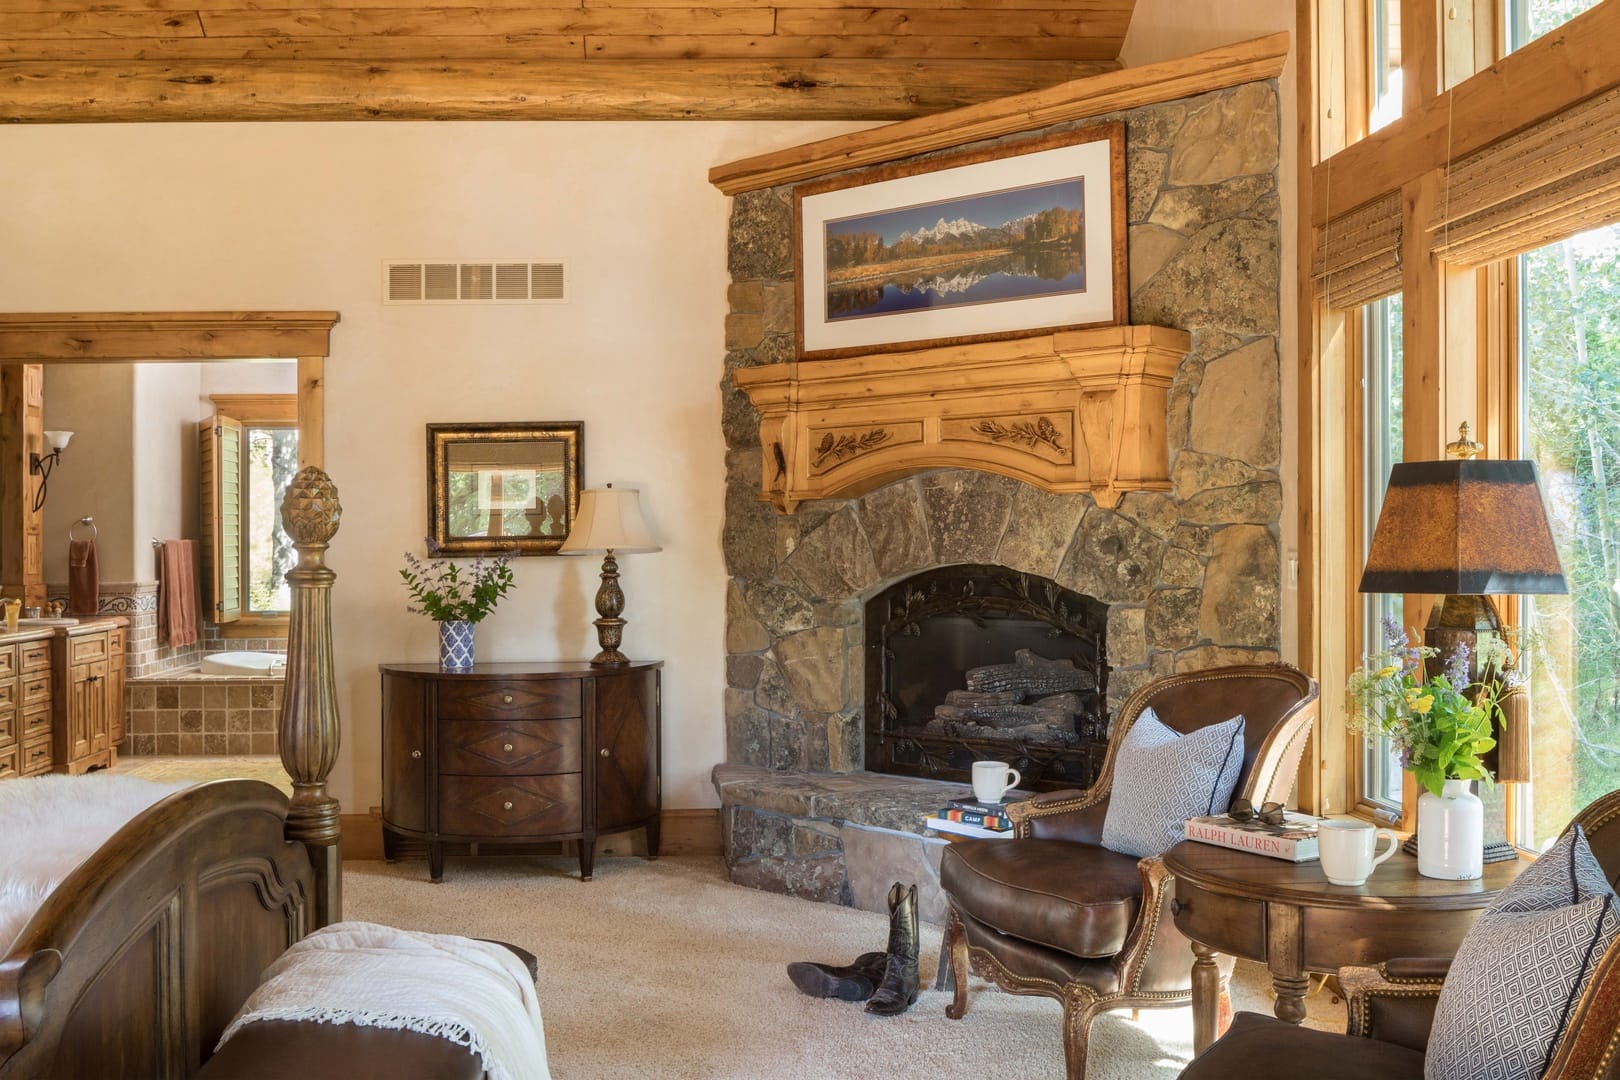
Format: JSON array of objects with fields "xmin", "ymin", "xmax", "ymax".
[{"xmin": 863, "ymin": 564, "xmax": 1109, "ymax": 790}]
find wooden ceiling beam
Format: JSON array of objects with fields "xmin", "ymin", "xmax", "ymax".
[
  {"xmin": 1310, "ymin": 0, "xmax": 1620, "ymax": 226},
  {"xmin": 0, "ymin": 57, "xmax": 1106, "ymax": 122},
  {"xmin": 709, "ymin": 31, "xmax": 1291, "ymax": 194}
]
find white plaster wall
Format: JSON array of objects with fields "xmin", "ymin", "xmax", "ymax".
[
  {"xmin": 132, "ymin": 363, "xmax": 205, "ymax": 582},
  {"xmin": 1121, "ymin": 1, "xmax": 1300, "ymax": 666},
  {"xmin": 42, "ymin": 366, "xmax": 137, "ymax": 583},
  {"xmin": 2, "ymin": 120, "xmax": 865, "ymax": 811},
  {"xmin": 198, "ymin": 359, "xmax": 297, "ymax": 410}
]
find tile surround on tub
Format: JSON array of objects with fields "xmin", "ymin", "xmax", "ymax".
[{"xmin": 124, "ymin": 670, "xmax": 283, "ymax": 756}]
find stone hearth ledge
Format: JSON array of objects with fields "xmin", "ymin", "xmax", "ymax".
[{"xmin": 714, "ymin": 763, "xmax": 1029, "ymax": 924}]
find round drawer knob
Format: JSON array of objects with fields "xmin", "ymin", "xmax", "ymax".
[
  {"xmin": 503, "ymin": 801, "xmax": 514, "ymax": 811},
  {"xmin": 502, "ymin": 694, "xmax": 514, "ymax": 704},
  {"xmin": 600, "ymin": 747, "xmax": 611, "ymax": 758},
  {"xmin": 503, "ymin": 743, "xmax": 514, "ymax": 752},
  {"xmin": 411, "ymin": 749, "xmax": 423, "ymax": 760}
]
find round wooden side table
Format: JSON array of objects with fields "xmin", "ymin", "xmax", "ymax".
[{"xmin": 1161, "ymin": 838, "xmax": 1525, "ymax": 1055}]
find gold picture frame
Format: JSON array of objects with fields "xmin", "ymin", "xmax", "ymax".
[{"xmin": 427, "ymin": 421, "xmax": 584, "ymax": 556}]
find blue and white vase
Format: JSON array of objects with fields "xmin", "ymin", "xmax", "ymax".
[{"xmin": 439, "ymin": 620, "xmax": 475, "ymax": 672}]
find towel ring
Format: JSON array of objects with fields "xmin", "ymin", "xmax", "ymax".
[{"xmin": 69, "ymin": 516, "xmax": 97, "ymax": 543}]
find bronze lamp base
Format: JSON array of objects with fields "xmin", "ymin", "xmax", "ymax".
[{"xmin": 589, "ymin": 550, "xmax": 629, "ymax": 665}]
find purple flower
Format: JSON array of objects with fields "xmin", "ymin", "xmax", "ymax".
[
  {"xmin": 1444, "ymin": 641, "xmax": 1472, "ymax": 688},
  {"xmin": 1382, "ymin": 614, "xmax": 1404, "ymax": 648}
]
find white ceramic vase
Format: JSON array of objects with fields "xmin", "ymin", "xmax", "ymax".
[{"xmin": 1416, "ymin": 778, "xmax": 1484, "ymax": 880}]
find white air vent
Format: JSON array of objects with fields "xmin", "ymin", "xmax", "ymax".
[{"xmin": 384, "ymin": 259, "xmax": 568, "ymax": 304}]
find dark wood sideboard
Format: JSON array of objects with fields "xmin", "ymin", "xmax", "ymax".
[{"xmin": 380, "ymin": 660, "xmax": 662, "ymax": 882}]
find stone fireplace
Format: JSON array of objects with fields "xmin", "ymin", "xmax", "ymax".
[
  {"xmin": 714, "ymin": 77, "xmax": 1286, "ymax": 920},
  {"xmin": 864, "ymin": 564, "xmax": 1108, "ymax": 790}
]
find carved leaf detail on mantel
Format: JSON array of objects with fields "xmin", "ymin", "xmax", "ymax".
[
  {"xmin": 812, "ymin": 428, "xmax": 893, "ymax": 468},
  {"xmin": 971, "ymin": 416, "xmax": 1065, "ymax": 452}
]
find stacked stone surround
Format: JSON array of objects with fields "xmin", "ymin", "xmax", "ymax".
[
  {"xmin": 124, "ymin": 676, "xmax": 283, "ymax": 756},
  {"xmin": 715, "ymin": 81, "xmax": 1287, "ymax": 914}
]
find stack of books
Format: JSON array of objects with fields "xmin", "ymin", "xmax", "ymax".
[
  {"xmin": 925, "ymin": 795, "xmax": 1030, "ymax": 839},
  {"xmin": 1183, "ymin": 811, "xmax": 1321, "ymax": 862}
]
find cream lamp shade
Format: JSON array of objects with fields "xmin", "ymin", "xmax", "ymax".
[{"xmin": 560, "ymin": 484, "xmax": 661, "ymax": 554}]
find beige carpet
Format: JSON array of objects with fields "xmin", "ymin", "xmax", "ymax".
[
  {"xmin": 345, "ymin": 855, "xmax": 1344, "ymax": 1080},
  {"xmin": 110, "ymin": 754, "xmax": 292, "ymax": 794}
]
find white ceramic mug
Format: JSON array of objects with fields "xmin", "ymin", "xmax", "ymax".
[
  {"xmin": 1317, "ymin": 820, "xmax": 1401, "ymax": 886},
  {"xmin": 972, "ymin": 761, "xmax": 1021, "ymax": 804}
]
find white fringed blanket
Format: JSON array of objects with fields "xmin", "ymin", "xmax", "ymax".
[
  {"xmin": 220, "ymin": 921, "xmax": 550, "ymax": 1080},
  {"xmin": 0, "ymin": 774, "xmax": 188, "ymax": 953}
]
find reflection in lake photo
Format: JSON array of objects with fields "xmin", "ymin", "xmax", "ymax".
[
  {"xmin": 822, "ymin": 177, "xmax": 1087, "ymax": 322},
  {"xmin": 826, "ymin": 246, "xmax": 1084, "ymax": 320}
]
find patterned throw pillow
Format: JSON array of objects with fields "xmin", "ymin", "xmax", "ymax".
[
  {"xmin": 1100, "ymin": 707, "xmax": 1246, "ymax": 859},
  {"xmin": 1426, "ymin": 825, "xmax": 1620, "ymax": 1080}
]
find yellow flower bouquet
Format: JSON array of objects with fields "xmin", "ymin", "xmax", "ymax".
[{"xmin": 1346, "ymin": 620, "xmax": 1505, "ymax": 797}]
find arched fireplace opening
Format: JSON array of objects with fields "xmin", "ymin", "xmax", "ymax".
[{"xmin": 863, "ymin": 564, "xmax": 1109, "ymax": 791}]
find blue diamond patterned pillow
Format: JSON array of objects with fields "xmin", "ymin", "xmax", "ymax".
[
  {"xmin": 1425, "ymin": 826, "xmax": 1620, "ymax": 1080},
  {"xmin": 1100, "ymin": 707, "xmax": 1246, "ymax": 859}
]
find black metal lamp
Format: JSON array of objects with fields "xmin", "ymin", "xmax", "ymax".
[{"xmin": 1359, "ymin": 423, "xmax": 1567, "ymax": 856}]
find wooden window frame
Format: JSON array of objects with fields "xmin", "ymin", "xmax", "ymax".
[{"xmin": 209, "ymin": 394, "xmax": 299, "ymax": 638}]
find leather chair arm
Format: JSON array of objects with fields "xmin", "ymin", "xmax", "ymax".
[
  {"xmin": 1340, "ymin": 960, "xmax": 1450, "ymax": 1052},
  {"xmin": 1007, "ymin": 786, "xmax": 1110, "ymax": 841}
]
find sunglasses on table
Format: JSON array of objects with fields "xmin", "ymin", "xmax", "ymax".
[{"xmin": 1227, "ymin": 799, "xmax": 1286, "ymax": 825}]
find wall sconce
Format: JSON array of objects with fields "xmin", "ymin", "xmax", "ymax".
[{"xmin": 29, "ymin": 430, "xmax": 73, "ymax": 513}]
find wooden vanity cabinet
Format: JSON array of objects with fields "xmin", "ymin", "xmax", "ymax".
[
  {"xmin": 52, "ymin": 621, "xmax": 127, "ymax": 775},
  {"xmin": 380, "ymin": 661, "xmax": 662, "ymax": 883},
  {"xmin": 0, "ymin": 633, "xmax": 55, "ymax": 778}
]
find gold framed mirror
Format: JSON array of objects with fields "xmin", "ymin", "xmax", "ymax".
[{"xmin": 427, "ymin": 421, "xmax": 584, "ymax": 555}]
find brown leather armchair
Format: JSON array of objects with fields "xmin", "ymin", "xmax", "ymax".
[
  {"xmin": 1179, "ymin": 788, "xmax": 1620, "ymax": 1080},
  {"xmin": 940, "ymin": 663, "xmax": 1319, "ymax": 1080}
]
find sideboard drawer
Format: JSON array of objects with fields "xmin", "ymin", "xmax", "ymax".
[
  {"xmin": 1175, "ymin": 886, "xmax": 1267, "ymax": 964},
  {"xmin": 20, "ymin": 673, "xmax": 50, "ymax": 708},
  {"xmin": 21, "ymin": 704, "xmax": 50, "ymax": 741},
  {"xmin": 438, "ymin": 773, "xmax": 582, "ymax": 837},
  {"xmin": 19, "ymin": 641, "xmax": 49, "ymax": 672},
  {"xmin": 20, "ymin": 738, "xmax": 53, "ymax": 776},
  {"xmin": 438, "ymin": 718, "xmax": 582, "ymax": 776},
  {"xmin": 437, "ymin": 679, "xmax": 581, "ymax": 722},
  {"xmin": 70, "ymin": 633, "xmax": 109, "ymax": 666}
]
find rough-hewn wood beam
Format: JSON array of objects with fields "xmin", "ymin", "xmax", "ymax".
[
  {"xmin": 1311, "ymin": 0, "xmax": 1620, "ymax": 226},
  {"xmin": 709, "ymin": 31, "xmax": 1290, "ymax": 195},
  {"xmin": 0, "ymin": 57, "xmax": 1103, "ymax": 121},
  {"xmin": 0, "ymin": 312, "xmax": 340, "ymax": 361}
]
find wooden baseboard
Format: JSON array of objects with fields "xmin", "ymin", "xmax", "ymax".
[{"xmin": 339, "ymin": 807, "xmax": 722, "ymax": 862}]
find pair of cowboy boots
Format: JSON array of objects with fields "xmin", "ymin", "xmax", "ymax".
[{"xmin": 786, "ymin": 882, "xmax": 919, "ymax": 1016}]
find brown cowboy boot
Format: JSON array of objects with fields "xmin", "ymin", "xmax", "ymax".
[{"xmin": 865, "ymin": 882, "xmax": 919, "ymax": 1016}]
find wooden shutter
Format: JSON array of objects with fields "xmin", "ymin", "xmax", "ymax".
[
  {"xmin": 1430, "ymin": 86, "xmax": 1620, "ymax": 265},
  {"xmin": 198, "ymin": 416, "xmax": 242, "ymax": 625},
  {"xmin": 1313, "ymin": 192, "xmax": 1403, "ymax": 309}
]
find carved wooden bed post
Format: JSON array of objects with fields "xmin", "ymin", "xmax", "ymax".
[{"xmin": 279, "ymin": 467, "xmax": 344, "ymax": 928}]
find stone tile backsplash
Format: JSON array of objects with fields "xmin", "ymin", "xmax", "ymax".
[{"xmin": 124, "ymin": 679, "xmax": 282, "ymax": 756}]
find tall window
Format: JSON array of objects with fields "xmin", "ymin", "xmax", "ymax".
[
  {"xmin": 1517, "ymin": 223, "xmax": 1620, "ymax": 850},
  {"xmin": 1362, "ymin": 294, "xmax": 1405, "ymax": 809},
  {"xmin": 244, "ymin": 424, "xmax": 297, "ymax": 613},
  {"xmin": 1508, "ymin": 0, "xmax": 1604, "ymax": 51},
  {"xmin": 1369, "ymin": 0, "xmax": 1403, "ymax": 132},
  {"xmin": 201, "ymin": 396, "xmax": 297, "ymax": 626}
]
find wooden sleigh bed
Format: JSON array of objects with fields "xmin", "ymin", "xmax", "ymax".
[{"xmin": 0, "ymin": 468, "xmax": 346, "ymax": 1080}]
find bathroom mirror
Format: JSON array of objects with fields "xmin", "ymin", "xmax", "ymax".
[{"xmin": 427, "ymin": 422, "xmax": 584, "ymax": 556}]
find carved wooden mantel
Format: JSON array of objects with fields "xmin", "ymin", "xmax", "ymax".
[{"xmin": 733, "ymin": 324, "xmax": 1189, "ymax": 512}]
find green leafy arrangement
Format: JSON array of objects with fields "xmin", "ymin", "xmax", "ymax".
[
  {"xmin": 400, "ymin": 542, "xmax": 515, "ymax": 624},
  {"xmin": 1346, "ymin": 619, "xmax": 1513, "ymax": 797}
]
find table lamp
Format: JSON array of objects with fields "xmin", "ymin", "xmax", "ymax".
[
  {"xmin": 1358, "ymin": 424, "xmax": 1566, "ymax": 859},
  {"xmin": 560, "ymin": 484, "xmax": 661, "ymax": 665}
]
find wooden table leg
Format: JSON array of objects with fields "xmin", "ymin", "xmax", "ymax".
[
  {"xmin": 1190, "ymin": 940, "xmax": 1221, "ymax": 1056},
  {"xmin": 1266, "ymin": 902, "xmax": 1309, "ymax": 1025}
]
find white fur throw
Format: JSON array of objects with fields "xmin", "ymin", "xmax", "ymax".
[
  {"xmin": 220, "ymin": 921, "xmax": 550, "ymax": 1080},
  {"xmin": 0, "ymin": 774, "xmax": 189, "ymax": 953}
]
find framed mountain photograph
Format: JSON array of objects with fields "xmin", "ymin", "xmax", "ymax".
[{"xmin": 794, "ymin": 123, "xmax": 1126, "ymax": 360}]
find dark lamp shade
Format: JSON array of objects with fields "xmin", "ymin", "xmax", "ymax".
[{"xmin": 1359, "ymin": 459, "xmax": 1567, "ymax": 595}]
